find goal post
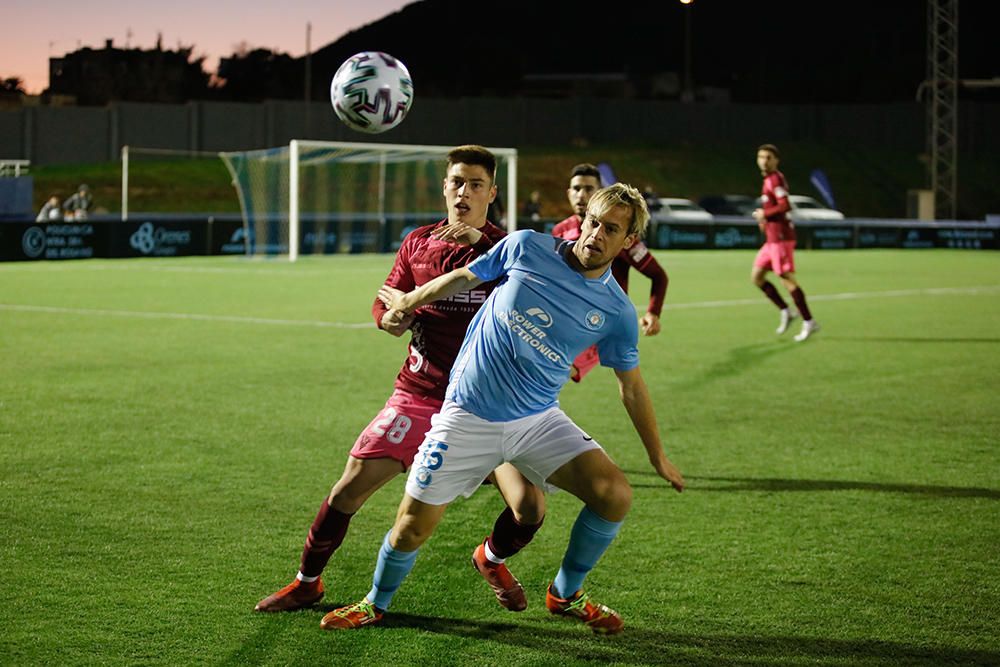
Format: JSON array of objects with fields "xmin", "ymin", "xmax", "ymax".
[{"xmin": 219, "ymin": 140, "xmax": 518, "ymax": 261}]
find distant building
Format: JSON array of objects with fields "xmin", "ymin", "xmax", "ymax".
[{"xmin": 47, "ymin": 38, "xmax": 209, "ymax": 105}]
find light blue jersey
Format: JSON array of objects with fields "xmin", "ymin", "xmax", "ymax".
[{"xmin": 446, "ymin": 229, "xmax": 639, "ymax": 421}]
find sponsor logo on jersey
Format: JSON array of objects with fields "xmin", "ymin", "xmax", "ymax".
[
  {"xmin": 441, "ymin": 289, "xmax": 488, "ymax": 304},
  {"xmin": 585, "ymin": 309, "xmax": 606, "ymax": 330},
  {"xmin": 496, "ymin": 308, "xmax": 563, "ymax": 363},
  {"xmin": 525, "ymin": 306, "xmax": 553, "ymax": 328}
]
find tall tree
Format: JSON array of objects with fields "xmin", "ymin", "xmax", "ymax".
[{"xmin": 2, "ymin": 77, "xmax": 26, "ymax": 94}]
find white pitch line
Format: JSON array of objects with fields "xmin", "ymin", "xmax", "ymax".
[
  {"xmin": 664, "ymin": 285, "xmax": 1000, "ymax": 310},
  {"xmin": 2, "ymin": 285, "xmax": 998, "ymax": 329},
  {"xmin": 0, "ymin": 304, "xmax": 371, "ymax": 329}
]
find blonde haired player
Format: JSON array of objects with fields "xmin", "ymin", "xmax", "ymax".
[{"xmin": 322, "ymin": 183, "xmax": 684, "ymax": 635}]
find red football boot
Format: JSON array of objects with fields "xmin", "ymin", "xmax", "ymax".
[{"xmin": 254, "ymin": 578, "xmax": 324, "ymax": 612}]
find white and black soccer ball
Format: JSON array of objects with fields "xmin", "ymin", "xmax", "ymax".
[{"xmin": 330, "ymin": 51, "xmax": 413, "ymax": 134}]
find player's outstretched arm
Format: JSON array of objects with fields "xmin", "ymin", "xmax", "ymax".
[
  {"xmin": 614, "ymin": 366, "xmax": 684, "ymax": 493},
  {"xmin": 377, "ymin": 267, "xmax": 484, "ymax": 314},
  {"xmin": 632, "ymin": 247, "xmax": 668, "ymax": 332}
]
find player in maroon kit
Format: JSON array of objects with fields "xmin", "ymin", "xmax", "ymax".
[
  {"xmin": 255, "ymin": 145, "xmax": 544, "ymax": 615},
  {"xmin": 551, "ymin": 163, "xmax": 668, "ymax": 381},
  {"xmin": 751, "ymin": 144, "xmax": 820, "ymax": 342}
]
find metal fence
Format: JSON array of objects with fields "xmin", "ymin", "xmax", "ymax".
[{"xmin": 6, "ymin": 98, "xmax": 998, "ymax": 166}]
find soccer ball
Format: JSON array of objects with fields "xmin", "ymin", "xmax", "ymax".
[{"xmin": 330, "ymin": 51, "xmax": 413, "ymax": 134}]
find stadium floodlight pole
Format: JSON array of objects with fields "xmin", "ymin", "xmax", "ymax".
[
  {"xmin": 289, "ymin": 139, "xmax": 300, "ymax": 262},
  {"xmin": 304, "ymin": 22, "xmax": 312, "ymax": 135},
  {"xmin": 121, "ymin": 145, "xmax": 129, "ymax": 222},
  {"xmin": 680, "ymin": 0, "xmax": 695, "ymax": 103}
]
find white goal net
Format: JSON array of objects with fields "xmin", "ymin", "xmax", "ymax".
[{"xmin": 219, "ymin": 140, "xmax": 518, "ymax": 260}]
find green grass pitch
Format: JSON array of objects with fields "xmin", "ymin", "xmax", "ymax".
[{"xmin": 1, "ymin": 249, "xmax": 998, "ymax": 666}]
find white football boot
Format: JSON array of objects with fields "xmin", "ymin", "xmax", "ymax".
[
  {"xmin": 794, "ymin": 319, "xmax": 820, "ymax": 342},
  {"xmin": 776, "ymin": 309, "xmax": 798, "ymax": 335}
]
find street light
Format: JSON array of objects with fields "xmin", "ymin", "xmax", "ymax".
[{"xmin": 680, "ymin": 0, "xmax": 694, "ymax": 103}]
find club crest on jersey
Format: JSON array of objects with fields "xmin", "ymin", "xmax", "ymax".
[{"xmin": 585, "ymin": 309, "xmax": 606, "ymax": 330}]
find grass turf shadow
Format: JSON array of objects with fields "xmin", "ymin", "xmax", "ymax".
[
  {"xmin": 623, "ymin": 472, "xmax": 1000, "ymax": 499},
  {"xmin": 339, "ymin": 610, "xmax": 1000, "ymax": 666},
  {"xmin": 677, "ymin": 341, "xmax": 801, "ymax": 391}
]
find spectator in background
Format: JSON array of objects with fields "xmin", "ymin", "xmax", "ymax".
[
  {"xmin": 522, "ymin": 190, "xmax": 542, "ymax": 222},
  {"xmin": 62, "ymin": 184, "xmax": 92, "ymax": 221},
  {"xmin": 488, "ymin": 190, "xmax": 506, "ymax": 228},
  {"xmin": 36, "ymin": 195, "xmax": 63, "ymax": 222},
  {"xmin": 642, "ymin": 185, "xmax": 662, "ymax": 213}
]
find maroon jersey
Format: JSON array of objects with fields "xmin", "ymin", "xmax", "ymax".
[
  {"xmin": 552, "ymin": 214, "xmax": 668, "ymax": 316},
  {"xmin": 373, "ymin": 219, "xmax": 506, "ymax": 400},
  {"xmin": 551, "ymin": 216, "xmax": 583, "ymax": 242},
  {"xmin": 760, "ymin": 170, "xmax": 795, "ymax": 243}
]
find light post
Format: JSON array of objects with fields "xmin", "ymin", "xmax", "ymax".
[
  {"xmin": 305, "ymin": 22, "xmax": 312, "ymax": 135},
  {"xmin": 681, "ymin": 0, "xmax": 694, "ymax": 103}
]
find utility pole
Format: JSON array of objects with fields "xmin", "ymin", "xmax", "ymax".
[
  {"xmin": 305, "ymin": 21, "xmax": 312, "ymax": 136},
  {"xmin": 926, "ymin": 0, "xmax": 958, "ymax": 219},
  {"xmin": 681, "ymin": 0, "xmax": 694, "ymax": 103}
]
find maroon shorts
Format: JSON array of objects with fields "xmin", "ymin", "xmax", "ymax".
[
  {"xmin": 350, "ymin": 389, "xmax": 442, "ymax": 468},
  {"xmin": 571, "ymin": 345, "xmax": 601, "ymax": 383}
]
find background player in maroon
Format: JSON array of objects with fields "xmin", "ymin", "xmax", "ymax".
[
  {"xmin": 255, "ymin": 145, "xmax": 545, "ymax": 614},
  {"xmin": 750, "ymin": 144, "xmax": 820, "ymax": 342},
  {"xmin": 551, "ymin": 163, "xmax": 669, "ymax": 381}
]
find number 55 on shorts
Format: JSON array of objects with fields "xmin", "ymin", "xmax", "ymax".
[{"xmin": 413, "ymin": 441, "xmax": 449, "ymax": 489}]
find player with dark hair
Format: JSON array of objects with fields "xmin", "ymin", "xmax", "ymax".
[
  {"xmin": 751, "ymin": 144, "xmax": 819, "ymax": 342},
  {"xmin": 321, "ymin": 183, "xmax": 684, "ymax": 635},
  {"xmin": 552, "ymin": 163, "xmax": 668, "ymax": 381},
  {"xmin": 254, "ymin": 145, "xmax": 544, "ymax": 614}
]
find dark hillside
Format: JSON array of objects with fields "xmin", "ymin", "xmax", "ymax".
[{"xmin": 308, "ymin": 1, "xmax": 996, "ymax": 105}]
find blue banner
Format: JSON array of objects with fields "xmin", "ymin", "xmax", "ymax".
[
  {"xmin": 597, "ymin": 162, "xmax": 618, "ymax": 188},
  {"xmin": 810, "ymin": 169, "xmax": 836, "ymax": 209}
]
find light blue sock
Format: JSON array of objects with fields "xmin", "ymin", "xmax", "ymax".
[
  {"xmin": 552, "ymin": 507, "xmax": 623, "ymax": 599},
  {"xmin": 366, "ymin": 531, "xmax": 419, "ymax": 611}
]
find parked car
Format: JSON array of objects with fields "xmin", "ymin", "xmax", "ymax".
[
  {"xmin": 698, "ymin": 194, "xmax": 757, "ymax": 217},
  {"xmin": 653, "ymin": 197, "xmax": 714, "ymax": 221},
  {"xmin": 788, "ymin": 195, "xmax": 845, "ymax": 220}
]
